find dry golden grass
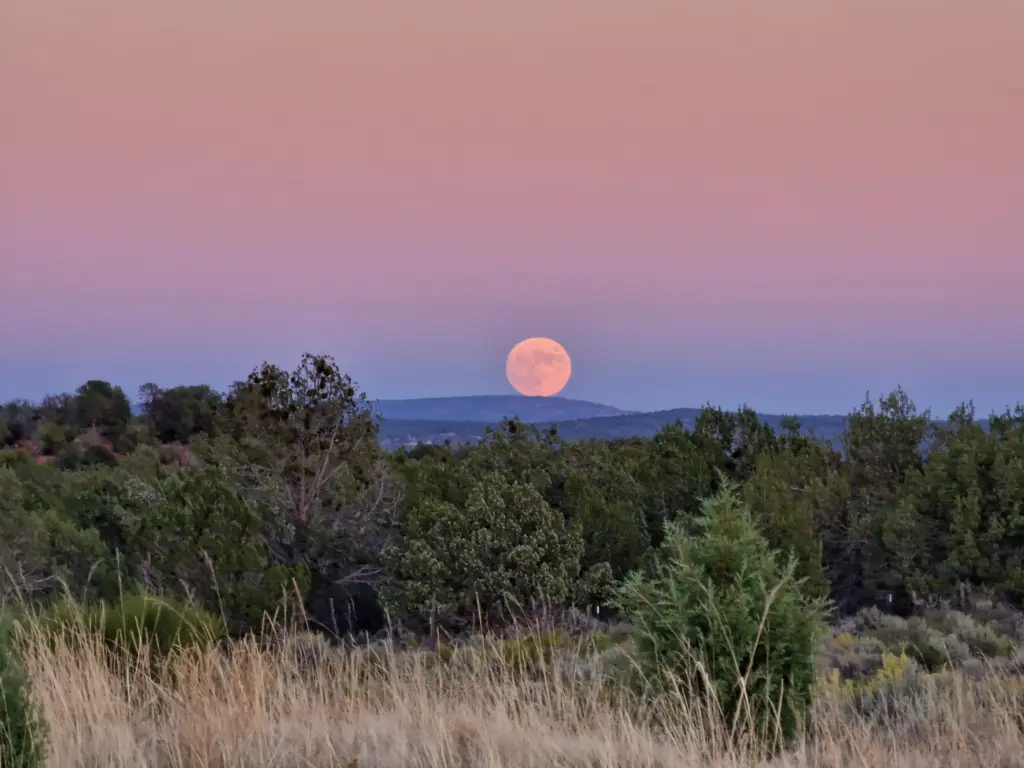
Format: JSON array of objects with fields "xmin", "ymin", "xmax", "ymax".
[{"xmin": 14, "ymin": 622, "xmax": 1024, "ymax": 768}]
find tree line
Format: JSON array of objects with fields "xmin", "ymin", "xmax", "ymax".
[{"xmin": 2, "ymin": 352, "xmax": 1023, "ymax": 638}]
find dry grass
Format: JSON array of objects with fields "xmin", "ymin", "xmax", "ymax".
[{"xmin": 9, "ymin": 619, "xmax": 1024, "ymax": 768}]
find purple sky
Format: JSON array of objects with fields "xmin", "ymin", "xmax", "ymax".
[{"xmin": 2, "ymin": 1, "xmax": 1022, "ymax": 416}]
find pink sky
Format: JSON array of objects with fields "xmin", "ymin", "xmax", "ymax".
[{"xmin": 2, "ymin": 1, "xmax": 1022, "ymax": 414}]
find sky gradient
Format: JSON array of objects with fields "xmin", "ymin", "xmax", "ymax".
[{"xmin": 2, "ymin": 0, "xmax": 1022, "ymax": 416}]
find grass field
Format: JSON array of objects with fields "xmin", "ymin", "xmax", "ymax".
[{"xmin": 11, "ymin": 617, "xmax": 1024, "ymax": 768}]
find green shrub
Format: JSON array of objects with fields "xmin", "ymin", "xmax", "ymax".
[
  {"xmin": 434, "ymin": 643, "xmax": 456, "ymax": 665},
  {"xmin": 53, "ymin": 446, "xmax": 82, "ymax": 471},
  {"xmin": 579, "ymin": 631, "xmax": 619, "ymax": 655},
  {"xmin": 33, "ymin": 421, "xmax": 66, "ymax": 456},
  {"xmin": 497, "ymin": 630, "xmax": 568, "ymax": 671},
  {"xmin": 79, "ymin": 444, "xmax": 118, "ymax": 468},
  {"xmin": 382, "ymin": 471, "xmax": 608, "ymax": 630},
  {"xmin": 0, "ymin": 615, "xmax": 47, "ymax": 767},
  {"xmin": 103, "ymin": 595, "xmax": 225, "ymax": 657},
  {"xmin": 34, "ymin": 599, "xmax": 104, "ymax": 643},
  {"xmin": 613, "ymin": 483, "xmax": 829, "ymax": 753},
  {"xmin": 33, "ymin": 596, "xmax": 223, "ymax": 660},
  {"xmin": 118, "ymin": 466, "xmax": 310, "ymax": 635}
]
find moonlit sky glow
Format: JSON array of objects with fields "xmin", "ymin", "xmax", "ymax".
[{"xmin": 2, "ymin": 1, "xmax": 1022, "ymax": 415}]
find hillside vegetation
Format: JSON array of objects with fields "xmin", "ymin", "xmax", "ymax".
[{"xmin": 2, "ymin": 352, "xmax": 1023, "ymax": 766}]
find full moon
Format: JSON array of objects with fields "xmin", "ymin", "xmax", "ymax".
[{"xmin": 505, "ymin": 337, "xmax": 572, "ymax": 397}]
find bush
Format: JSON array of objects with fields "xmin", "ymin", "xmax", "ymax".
[
  {"xmin": 53, "ymin": 446, "xmax": 82, "ymax": 471},
  {"xmin": 79, "ymin": 444, "xmax": 118, "ymax": 469},
  {"xmin": 126, "ymin": 467, "xmax": 310, "ymax": 635},
  {"xmin": 613, "ymin": 483, "xmax": 829, "ymax": 753},
  {"xmin": 103, "ymin": 595, "xmax": 225, "ymax": 657},
  {"xmin": 819, "ymin": 631, "xmax": 889, "ymax": 681},
  {"xmin": 34, "ymin": 599, "xmax": 104, "ymax": 641},
  {"xmin": 33, "ymin": 421, "xmax": 67, "ymax": 456},
  {"xmin": 831, "ymin": 605, "xmax": 1021, "ymax": 675},
  {"xmin": 497, "ymin": 630, "xmax": 568, "ymax": 671},
  {"xmin": 0, "ymin": 614, "xmax": 47, "ymax": 767},
  {"xmin": 0, "ymin": 470, "xmax": 119, "ymax": 605},
  {"xmin": 382, "ymin": 471, "xmax": 610, "ymax": 630},
  {"xmin": 33, "ymin": 596, "xmax": 223, "ymax": 661}
]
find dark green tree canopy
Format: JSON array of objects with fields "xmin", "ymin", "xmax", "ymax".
[{"xmin": 2, "ymin": 359, "xmax": 1023, "ymax": 647}]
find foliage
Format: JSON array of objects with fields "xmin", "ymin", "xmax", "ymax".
[
  {"xmin": 31, "ymin": 595, "xmax": 224, "ymax": 661},
  {"xmin": 0, "ymin": 468, "xmax": 116, "ymax": 603},
  {"xmin": 496, "ymin": 630, "xmax": 569, "ymax": 671},
  {"xmin": 897, "ymin": 404, "xmax": 1024, "ymax": 600},
  {"xmin": 137, "ymin": 383, "xmax": 224, "ymax": 443},
  {"xmin": 631, "ymin": 421, "xmax": 717, "ymax": 547},
  {"xmin": 614, "ymin": 484, "xmax": 829, "ymax": 751},
  {"xmin": 741, "ymin": 451, "xmax": 829, "ymax": 598},
  {"xmin": 71, "ymin": 380, "xmax": 133, "ymax": 444},
  {"xmin": 824, "ymin": 602, "xmax": 1024, "ymax": 681},
  {"xmin": 559, "ymin": 453, "xmax": 650, "ymax": 580},
  {"xmin": 102, "ymin": 595, "xmax": 226, "ymax": 657},
  {"xmin": 212, "ymin": 353, "xmax": 401, "ymax": 594},
  {"xmin": 0, "ymin": 402, "xmax": 38, "ymax": 447},
  {"xmin": 125, "ymin": 466, "xmax": 310, "ymax": 633},
  {"xmin": 841, "ymin": 388, "xmax": 930, "ymax": 609},
  {"xmin": 0, "ymin": 616, "xmax": 47, "ymax": 768},
  {"xmin": 382, "ymin": 470, "xmax": 611, "ymax": 630},
  {"xmin": 32, "ymin": 421, "xmax": 67, "ymax": 456},
  {"xmin": 3, "ymin": 354, "xmax": 1024, "ymax": 670}
]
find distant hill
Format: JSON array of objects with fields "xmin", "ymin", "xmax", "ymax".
[
  {"xmin": 376, "ymin": 399, "xmax": 851, "ymax": 450},
  {"xmin": 528, "ymin": 408, "xmax": 849, "ymax": 442},
  {"xmin": 373, "ymin": 395, "xmax": 630, "ymax": 424}
]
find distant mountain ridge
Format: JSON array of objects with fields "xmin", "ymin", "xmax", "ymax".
[
  {"xmin": 373, "ymin": 395, "xmax": 631, "ymax": 424},
  {"xmin": 374, "ymin": 395, "xmax": 852, "ymax": 450}
]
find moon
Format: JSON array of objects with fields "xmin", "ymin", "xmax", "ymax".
[{"xmin": 505, "ymin": 337, "xmax": 572, "ymax": 397}]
